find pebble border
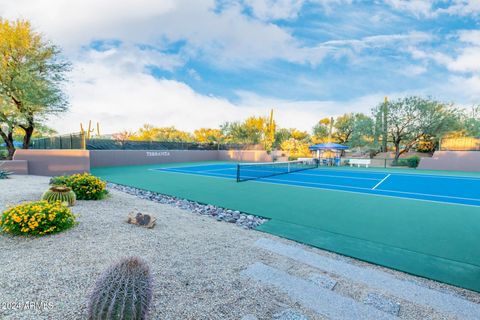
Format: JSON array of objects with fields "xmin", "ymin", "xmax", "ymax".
[{"xmin": 107, "ymin": 183, "xmax": 269, "ymax": 229}]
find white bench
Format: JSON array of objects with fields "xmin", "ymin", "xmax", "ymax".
[
  {"xmin": 297, "ymin": 157, "xmax": 314, "ymax": 162},
  {"xmin": 348, "ymin": 158, "xmax": 371, "ymax": 168}
]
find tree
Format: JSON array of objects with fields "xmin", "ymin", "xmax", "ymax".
[
  {"xmin": 132, "ymin": 124, "xmax": 160, "ymax": 141},
  {"xmin": 221, "ymin": 114, "xmax": 277, "ymax": 150},
  {"xmin": 334, "ymin": 113, "xmax": 374, "ymax": 147},
  {"xmin": 0, "ymin": 19, "xmax": 70, "ymax": 159},
  {"xmin": 13, "ymin": 124, "xmax": 57, "ymax": 140},
  {"xmin": 221, "ymin": 121, "xmax": 250, "ymax": 144},
  {"xmin": 279, "ymin": 129, "xmax": 311, "ymax": 159},
  {"xmin": 194, "ymin": 128, "xmax": 224, "ymax": 144},
  {"xmin": 373, "ymin": 96, "xmax": 460, "ymax": 161},
  {"xmin": 273, "ymin": 128, "xmax": 292, "ymax": 149},
  {"xmin": 131, "ymin": 125, "xmax": 194, "ymax": 142},
  {"xmin": 312, "ymin": 117, "xmax": 332, "ymax": 143},
  {"xmin": 464, "ymin": 105, "xmax": 480, "ymax": 137}
]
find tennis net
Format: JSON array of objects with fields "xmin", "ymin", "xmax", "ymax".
[{"xmin": 236, "ymin": 159, "xmax": 319, "ymax": 182}]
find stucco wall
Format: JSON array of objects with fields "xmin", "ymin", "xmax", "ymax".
[
  {"xmin": 90, "ymin": 150, "xmax": 219, "ymax": 167},
  {"xmin": 8, "ymin": 149, "xmax": 274, "ymax": 175},
  {"xmin": 217, "ymin": 150, "xmax": 273, "ymax": 162},
  {"xmin": 0, "ymin": 160, "xmax": 29, "ymax": 175},
  {"xmin": 13, "ymin": 149, "xmax": 90, "ymax": 176},
  {"xmin": 418, "ymin": 151, "xmax": 480, "ymax": 172}
]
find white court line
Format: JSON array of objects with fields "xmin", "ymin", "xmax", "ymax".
[
  {"xmin": 156, "ymin": 167, "xmax": 260, "ymax": 181},
  {"xmin": 214, "ymin": 167, "xmax": 382, "ymax": 182},
  {"xmin": 163, "ymin": 168, "xmax": 480, "ymax": 204},
  {"xmin": 148, "ymin": 167, "xmax": 480, "ymax": 207},
  {"xmin": 313, "ymin": 168, "xmax": 480, "ymax": 181},
  {"xmin": 372, "ymin": 174, "xmax": 391, "ymax": 190},
  {"xmin": 263, "ymin": 176, "xmax": 480, "ymax": 203},
  {"xmin": 293, "ymin": 172, "xmax": 380, "ymax": 181},
  {"xmin": 204, "ymin": 166, "xmax": 382, "ymax": 182},
  {"xmin": 375, "ymin": 187, "xmax": 480, "ymax": 202}
]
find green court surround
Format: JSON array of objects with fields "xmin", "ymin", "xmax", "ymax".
[{"xmin": 92, "ymin": 162, "xmax": 480, "ymax": 292}]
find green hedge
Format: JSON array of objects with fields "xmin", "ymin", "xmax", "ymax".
[{"xmin": 392, "ymin": 156, "xmax": 420, "ymax": 168}]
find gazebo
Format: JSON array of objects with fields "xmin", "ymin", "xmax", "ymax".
[{"xmin": 309, "ymin": 143, "xmax": 348, "ymax": 166}]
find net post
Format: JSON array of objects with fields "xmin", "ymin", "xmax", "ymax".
[{"xmin": 236, "ymin": 164, "xmax": 240, "ymax": 182}]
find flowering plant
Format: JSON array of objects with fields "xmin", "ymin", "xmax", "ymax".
[
  {"xmin": 51, "ymin": 173, "xmax": 108, "ymax": 200},
  {"xmin": 0, "ymin": 201, "xmax": 77, "ymax": 236}
]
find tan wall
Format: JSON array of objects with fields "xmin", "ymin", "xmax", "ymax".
[
  {"xmin": 8, "ymin": 149, "xmax": 274, "ymax": 175},
  {"xmin": 90, "ymin": 150, "xmax": 219, "ymax": 167},
  {"xmin": 418, "ymin": 151, "xmax": 480, "ymax": 172},
  {"xmin": 91, "ymin": 150, "xmax": 273, "ymax": 167},
  {"xmin": 0, "ymin": 160, "xmax": 29, "ymax": 175},
  {"xmin": 218, "ymin": 150, "xmax": 273, "ymax": 162},
  {"xmin": 13, "ymin": 149, "xmax": 90, "ymax": 176}
]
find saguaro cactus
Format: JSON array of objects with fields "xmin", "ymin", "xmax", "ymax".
[{"xmin": 87, "ymin": 257, "xmax": 153, "ymax": 320}]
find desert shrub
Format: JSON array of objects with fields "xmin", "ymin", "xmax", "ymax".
[
  {"xmin": 405, "ymin": 156, "xmax": 420, "ymax": 168},
  {"xmin": 0, "ymin": 149, "xmax": 7, "ymax": 160},
  {"xmin": 51, "ymin": 173, "xmax": 108, "ymax": 200},
  {"xmin": 88, "ymin": 256, "xmax": 153, "ymax": 320},
  {"xmin": 0, "ymin": 201, "xmax": 77, "ymax": 236},
  {"xmin": 0, "ymin": 170, "xmax": 12, "ymax": 179},
  {"xmin": 392, "ymin": 156, "xmax": 420, "ymax": 168}
]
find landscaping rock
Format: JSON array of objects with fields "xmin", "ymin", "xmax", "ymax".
[
  {"xmin": 109, "ymin": 183, "xmax": 268, "ymax": 229},
  {"xmin": 127, "ymin": 210, "xmax": 156, "ymax": 228}
]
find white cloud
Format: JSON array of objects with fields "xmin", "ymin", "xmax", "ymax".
[
  {"xmin": 0, "ymin": 0, "xmax": 176, "ymax": 49},
  {"xmin": 385, "ymin": 0, "xmax": 480, "ymax": 17},
  {"xmin": 322, "ymin": 31, "xmax": 432, "ymax": 49},
  {"xmin": 384, "ymin": 0, "xmax": 434, "ymax": 17},
  {"xmin": 0, "ymin": 0, "xmax": 329, "ymax": 66},
  {"xmin": 49, "ymin": 47, "xmax": 386, "ymax": 134},
  {"xmin": 435, "ymin": 75, "xmax": 480, "ymax": 102},
  {"xmin": 447, "ymin": 46, "xmax": 480, "ymax": 73},
  {"xmin": 399, "ymin": 65, "xmax": 428, "ymax": 76},
  {"xmin": 458, "ymin": 29, "xmax": 480, "ymax": 45},
  {"xmin": 243, "ymin": 0, "xmax": 305, "ymax": 20},
  {"xmin": 407, "ymin": 30, "xmax": 480, "ymax": 73},
  {"xmin": 436, "ymin": 0, "xmax": 480, "ymax": 16}
]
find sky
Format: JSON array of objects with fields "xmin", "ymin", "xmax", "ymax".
[{"xmin": 0, "ymin": 0, "xmax": 479, "ymax": 134}]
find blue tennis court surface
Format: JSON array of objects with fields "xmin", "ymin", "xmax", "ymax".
[{"xmin": 156, "ymin": 163, "xmax": 480, "ymax": 207}]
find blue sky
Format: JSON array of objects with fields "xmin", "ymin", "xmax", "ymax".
[{"xmin": 0, "ymin": 0, "xmax": 479, "ymax": 133}]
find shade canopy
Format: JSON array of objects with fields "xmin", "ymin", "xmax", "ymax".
[
  {"xmin": 309, "ymin": 143, "xmax": 349, "ymax": 150},
  {"xmin": 0, "ymin": 141, "xmax": 23, "ymax": 147}
]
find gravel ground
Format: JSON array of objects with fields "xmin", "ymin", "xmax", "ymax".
[{"xmin": 1, "ymin": 175, "xmax": 479, "ymax": 320}]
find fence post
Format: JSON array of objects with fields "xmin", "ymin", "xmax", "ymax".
[{"xmin": 80, "ymin": 132, "xmax": 86, "ymax": 150}]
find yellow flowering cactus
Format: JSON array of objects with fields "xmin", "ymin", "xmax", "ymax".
[
  {"xmin": 0, "ymin": 201, "xmax": 78, "ymax": 236},
  {"xmin": 50, "ymin": 173, "xmax": 108, "ymax": 200}
]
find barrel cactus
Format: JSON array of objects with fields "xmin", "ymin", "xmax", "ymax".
[
  {"xmin": 41, "ymin": 186, "xmax": 76, "ymax": 206},
  {"xmin": 88, "ymin": 257, "xmax": 153, "ymax": 320}
]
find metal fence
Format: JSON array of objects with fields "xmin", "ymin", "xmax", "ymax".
[
  {"xmin": 30, "ymin": 133, "xmax": 262, "ymax": 151},
  {"xmin": 30, "ymin": 134, "xmax": 85, "ymax": 150}
]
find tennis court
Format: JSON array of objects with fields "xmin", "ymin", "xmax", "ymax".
[
  {"xmin": 156, "ymin": 162, "xmax": 480, "ymax": 207},
  {"xmin": 92, "ymin": 161, "xmax": 480, "ymax": 292}
]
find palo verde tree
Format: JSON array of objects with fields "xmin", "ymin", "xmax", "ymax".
[
  {"xmin": 194, "ymin": 128, "xmax": 224, "ymax": 144},
  {"xmin": 333, "ymin": 113, "xmax": 374, "ymax": 146},
  {"xmin": 221, "ymin": 113, "xmax": 277, "ymax": 151},
  {"xmin": 0, "ymin": 19, "xmax": 70, "ymax": 159},
  {"xmin": 373, "ymin": 96, "xmax": 460, "ymax": 161},
  {"xmin": 312, "ymin": 117, "xmax": 333, "ymax": 143},
  {"xmin": 463, "ymin": 105, "xmax": 480, "ymax": 137}
]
